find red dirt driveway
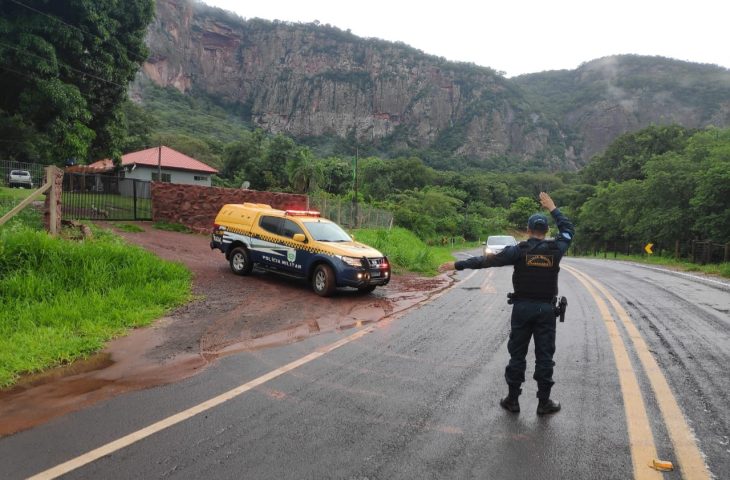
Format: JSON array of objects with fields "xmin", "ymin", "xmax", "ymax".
[{"xmin": 0, "ymin": 223, "xmax": 453, "ymax": 436}]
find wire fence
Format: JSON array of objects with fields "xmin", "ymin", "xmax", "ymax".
[
  {"xmin": 0, "ymin": 159, "xmax": 47, "ymax": 189},
  {"xmin": 308, "ymin": 194, "xmax": 393, "ymax": 230}
]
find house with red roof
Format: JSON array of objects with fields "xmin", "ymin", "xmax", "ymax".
[{"xmin": 83, "ymin": 146, "xmax": 218, "ymax": 187}]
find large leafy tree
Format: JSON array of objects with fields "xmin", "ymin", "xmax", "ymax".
[{"xmin": 0, "ymin": 0, "xmax": 154, "ymax": 163}]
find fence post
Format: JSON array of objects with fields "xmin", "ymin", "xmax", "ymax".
[
  {"xmin": 46, "ymin": 166, "xmax": 61, "ymax": 236},
  {"xmin": 675, "ymin": 240, "xmax": 680, "ymax": 259},
  {"xmin": 725, "ymin": 243, "xmax": 730, "ymax": 263}
]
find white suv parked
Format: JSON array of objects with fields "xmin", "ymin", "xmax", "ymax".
[{"xmin": 8, "ymin": 170, "xmax": 33, "ymax": 188}]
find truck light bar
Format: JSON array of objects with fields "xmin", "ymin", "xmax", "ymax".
[{"xmin": 285, "ymin": 209, "xmax": 320, "ymax": 216}]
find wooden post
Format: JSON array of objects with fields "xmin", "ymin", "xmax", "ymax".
[
  {"xmin": 675, "ymin": 240, "xmax": 680, "ymax": 259},
  {"xmin": 47, "ymin": 166, "xmax": 59, "ymax": 236},
  {"xmin": 725, "ymin": 243, "xmax": 730, "ymax": 263}
]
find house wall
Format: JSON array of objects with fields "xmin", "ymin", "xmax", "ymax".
[
  {"xmin": 126, "ymin": 166, "xmax": 212, "ymax": 186},
  {"xmin": 152, "ymin": 183, "xmax": 308, "ymax": 233}
]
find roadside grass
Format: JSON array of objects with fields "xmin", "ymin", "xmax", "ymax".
[
  {"xmin": 0, "ymin": 223, "xmax": 192, "ymax": 388},
  {"xmin": 578, "ymin": 252, "xmax": 730, "ymax": 279},
  {"xmin": 153, "ymin": 221, "xmax": 192, "ymax": 233},
  {"xmin": 113, "ymin": 222, "xmax": 146, "ymax": 233},
  {"xmin": 0, "ymin": 186, "xmax": 44, "ymax": 230},
  {"xmin": 353, "ymin": 227, "xmax": 477, "ymax": 275}
]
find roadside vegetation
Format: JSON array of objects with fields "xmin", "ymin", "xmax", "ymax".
[
  {"xmin": 112, "ymin": 222, "xmax": 146, "ymax": 233},
  {"xmin": 579, "ymin": 252, "xmax": 730, "ymax": 279},
  {"xmin": 153, "ymin": 221, "xmax": 193, "ymax": 233},
  {"xmin": 0, "ymin": 187, "xmax": 44, "ymax": 230},
  {"xmin": 353, "ymin": 227, "xmax": 477, "ymax": 275},
  {"xmin": 0, "ymin": 209, "xmax": 191, "ymax": 388}
]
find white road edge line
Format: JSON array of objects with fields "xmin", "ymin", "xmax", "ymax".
[{"xmin": 27, "ymin": 325, "xmax": 376, "ymax": 480}]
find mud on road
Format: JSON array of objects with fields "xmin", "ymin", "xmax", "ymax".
[{"xmin": 0, "ymin": 223, "xmax": 452, "ymax": 436}]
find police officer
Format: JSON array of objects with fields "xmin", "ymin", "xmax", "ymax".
[{"xmin": 444, "ymin": 192, "xmax": 574, "ymax": 415}]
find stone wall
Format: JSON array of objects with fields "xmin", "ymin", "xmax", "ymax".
[{"xmin": 151, "ymin": 183, "xmax": 308, "ymax": 233}]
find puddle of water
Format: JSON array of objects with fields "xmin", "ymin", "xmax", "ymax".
[
  {"xmin": 204, "ymin": 280, "xmax": 446, "ymax": 358},
  {"xmin": 0, "ymin": 318, "xmax": 206, "ymax": 437}
]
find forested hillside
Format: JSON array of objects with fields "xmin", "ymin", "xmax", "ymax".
[
  {"xmin": 134, "ymin": 0, "xmax": 730, "ymax": 170},
  {"xmin": 514, "ymin": 55, "xmax": 730, "ymax": 161}
]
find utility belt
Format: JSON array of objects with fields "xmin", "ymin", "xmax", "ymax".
[{"xmin": 507, "ymin": 293, "xmax": 568, "ymax": 322}]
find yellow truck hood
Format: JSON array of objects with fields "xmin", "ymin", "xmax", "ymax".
[{"xmin": 323, "ymin": 241, "xmax": 384, "ymax": 258}]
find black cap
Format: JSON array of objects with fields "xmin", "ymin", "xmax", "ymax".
[{"xmin": 528, "ymin": 213, "xmax": 549, "ymax": 232}]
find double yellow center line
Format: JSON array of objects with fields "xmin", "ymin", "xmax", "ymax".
[{"xmin": 564, "ymin": 265, "xmax": 710, "ymax": 480}]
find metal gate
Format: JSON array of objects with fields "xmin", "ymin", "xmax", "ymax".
[{"xmin": 62, "ymin": 173, "xmax": 152, "ymax": 221}]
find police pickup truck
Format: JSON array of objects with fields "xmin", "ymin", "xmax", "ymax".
[{"xmin": 210, "ymin": 203, "xmax": 391, "ymax": 296}]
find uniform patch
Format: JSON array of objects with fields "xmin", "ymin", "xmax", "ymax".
[{"xmin": 526, "ymin": 254, "xmax": 554, "ymax": 267}]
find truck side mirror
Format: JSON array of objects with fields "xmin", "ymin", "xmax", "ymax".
[{"xmin": 293, "ymin": 233, "xmax": 306, "ymax": 243}]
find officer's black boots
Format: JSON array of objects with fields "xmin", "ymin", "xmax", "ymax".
[
  {"xmin": 536, "ymin": 398, "xmax": 561, "ymax": 415},
  {"xmin": 500, "ymin": 387, "xmax": 521, "ymax": 413}
]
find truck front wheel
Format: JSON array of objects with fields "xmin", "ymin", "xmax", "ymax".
[{"xmin": 312, "ymin": 264, "xmax": 336, "ymax": 297}]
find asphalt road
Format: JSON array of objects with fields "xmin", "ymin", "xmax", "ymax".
[{"xmin": 1, "ymin": 256, "xmax": 728, "ymax": 479}]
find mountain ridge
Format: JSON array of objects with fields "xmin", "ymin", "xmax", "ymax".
[{"xmin": 137, "ymin": 0, "xmax": 730, "ymax": 170}]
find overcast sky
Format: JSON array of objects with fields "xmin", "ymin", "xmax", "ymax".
[{"xmin": 203, "ymin": 0, "xmax": 729, "ymax": 77}]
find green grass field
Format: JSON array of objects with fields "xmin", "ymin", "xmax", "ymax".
[{"xmin": 0, "ymin": 211, "xmax": 191, "ymax": 388}]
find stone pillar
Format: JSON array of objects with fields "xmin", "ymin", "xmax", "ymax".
[{"xmin": 43, "ymin": 166, "xmax": 63, "ymax": 235}]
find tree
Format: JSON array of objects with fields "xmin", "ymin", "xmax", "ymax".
[
  {"xmin": 507, "ymin": 197, "xmax": 539, "ymax": 230},
  {"xmin": 692, "ymin": 164, "xmax": 730, "ymax": 240},
  {"xmin": 221, "ymin": 130, "xmax": 265, "ymax": 184},
  {"xmin": 286, "ymin": 148, "xmax": 323, "ymax": 193},
  {"xmin": 0, "ymin": 0, "xmax": 154, "ymax": 163},
  {"xmin": 388, "ymin": 188, "xmax": 463, "ymax": 239},
  {"xmin": 319, "ymin": 156, "xmax": 352, "ymax": 195},
  {"xmin": 581, "ymin": 125, "xmax": 693, "ymax": 184}
]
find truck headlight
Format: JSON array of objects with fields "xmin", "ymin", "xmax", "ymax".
[{"xmin": 339, "ymin": 255, "xmax": 363, "ymax": 267}]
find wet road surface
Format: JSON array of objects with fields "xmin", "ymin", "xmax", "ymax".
[{"xmin": 1, "ymin": 255, "xmax": 728, "ymax": 479}]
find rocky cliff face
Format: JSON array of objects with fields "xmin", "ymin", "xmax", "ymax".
[
  {"xmin": 140, "ymin": 0, "xmax": 729, "ymax": 169},
  {"xmin": 140, "ymin": 0, "xmax": 574, "ymax": 169}
]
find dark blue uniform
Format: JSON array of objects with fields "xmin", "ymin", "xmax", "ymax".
[{"xmin": 455, "ymin": 208, "xmax": 574, "ymax": 401}]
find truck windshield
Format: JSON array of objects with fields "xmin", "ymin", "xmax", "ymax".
[{"xmin": 304, "ymin": 221, "xmax": 352, "ymax": 242}]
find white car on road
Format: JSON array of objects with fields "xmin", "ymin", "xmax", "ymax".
[{"xmin": 483, "ymin": 235, "xmax": 518, "ymax": 255}]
